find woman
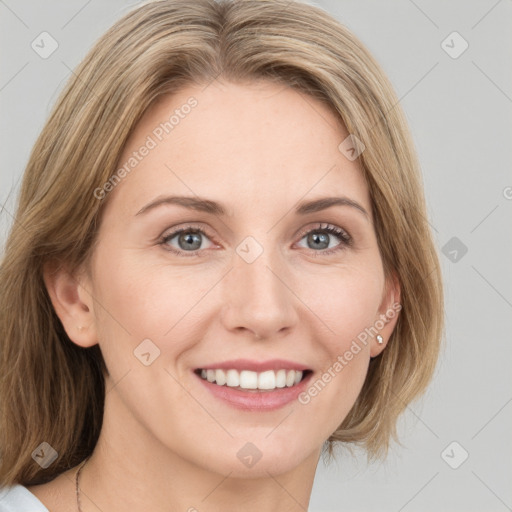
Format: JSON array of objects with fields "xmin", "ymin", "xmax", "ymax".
[{"xmin": 0, "ymin": 0, "xmax": 443, "ymax": 510}]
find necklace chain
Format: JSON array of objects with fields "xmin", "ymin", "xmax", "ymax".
[{"xmin": 75, "ymin": 457, "xmax": 89, "ymax": 512}]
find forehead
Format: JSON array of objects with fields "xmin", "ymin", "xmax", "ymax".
[{"xmin": 108, "ymin": 80, "xmax": 371, "ymax": 218}]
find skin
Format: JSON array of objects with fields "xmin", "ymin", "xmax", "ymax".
[{"xmin": 30, "ymin": 79, "xmax": 399, "ymax": 511}]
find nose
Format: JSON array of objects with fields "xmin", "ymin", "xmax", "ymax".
[{"xmin": 220, "ymin": 241, "xmax": 299, "ymax": 340}]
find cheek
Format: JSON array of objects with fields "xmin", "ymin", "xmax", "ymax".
[
  {"xmin": 299, "ymin": 260, "xmax": 384, "ymax": 348},
  {"xmin": 293, "ymin": 265, "xmax": 383, "ymax": 436},
  {"xmin": 89, "ymin": 246, "xmax": 222, "ymax": 366}
]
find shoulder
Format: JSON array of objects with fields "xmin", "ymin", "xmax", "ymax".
[{"xmin": 0, "ymin": 484, "xmax": 49, "ymax": 512}]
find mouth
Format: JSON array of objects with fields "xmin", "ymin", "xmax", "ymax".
[
  {"xmin": 193, "ymin": 358, "xmax": 314, "ymax": 410},
  {"xmin": 194, "ymin": 368, "xmax": 313, "ymax": 392}
]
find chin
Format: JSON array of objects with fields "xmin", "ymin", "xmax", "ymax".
[{"xmin": 193, "ymin": 435, "xmax": 318, "ymax": 479}]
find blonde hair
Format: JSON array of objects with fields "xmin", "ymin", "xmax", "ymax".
[{"xmin": 0, "ymin": 0, "xmax": 443, "ymax": 486}]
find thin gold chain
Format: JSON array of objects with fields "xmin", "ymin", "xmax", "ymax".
[{"xmin": 75, "ymin": 457, "xmax": 90, "ymax": 512}]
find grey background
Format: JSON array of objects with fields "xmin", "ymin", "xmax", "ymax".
[{"xmin": 1, "ymin": 1, "xmax": 511, "ymax": 510}]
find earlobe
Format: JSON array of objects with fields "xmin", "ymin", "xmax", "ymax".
[
  {"xmin": 371, "ymin": 272, "xmax": 401, "ymax": 357},
  {"xmin": 43, "ymin": 260, "xmax": 97, "ymax": 348}
]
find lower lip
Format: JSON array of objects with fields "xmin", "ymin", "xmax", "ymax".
[{"xmin": 195, "ymin": 371, "xmax": 313, "ymax": 411}]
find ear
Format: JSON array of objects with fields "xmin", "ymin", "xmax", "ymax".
[
  {"xmin": 370, "ymin": 272, "xmax": 401, "ymax": 357},
  {"xmin": 43, "ymin": 260, "xmax": 98, "ymax": 348}
]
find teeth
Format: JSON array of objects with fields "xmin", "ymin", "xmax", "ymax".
[
  {"xmin": 198, "ymin": 368, "xmax": 305, "ymax": 390},
  {"xmin": 215, "ymin": 369, "xmax": 227, "ymax": 386},
  {"xmin": 275, "ymin": 369, "xmax": 286, "ymax": 388},
  {"xmin": 240, "ymin": 370, "xmax": 258, "ymax": 389},
  {"xmin": 258, "ymin": 370, "xmax": 275, "ymax": 390},
  {"xmin": 226, "ymin": 369, "xmax": 239, "ymax": 387}
]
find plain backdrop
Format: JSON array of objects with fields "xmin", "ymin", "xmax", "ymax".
[{"xmin": 1, "ymin": 1, "xmax": 511, "ymax": 511}]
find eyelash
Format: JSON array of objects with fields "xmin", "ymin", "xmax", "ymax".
[{"xmin": 159, "ymin": 222, "xmax": 352, "ymax": 258}]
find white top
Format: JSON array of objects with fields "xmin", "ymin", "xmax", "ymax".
[{"xmin": 0, "ymin": 485, "xmax": 49, "ymax": 511}]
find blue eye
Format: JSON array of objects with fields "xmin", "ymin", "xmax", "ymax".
[
  {"xmin": 161, "ymin": 226, "xmax": 214, "ymax": 257},
  {"xmin": 296, "ymin": 223, "xmax": 352, "ymax": 255},
  {"xmin": 160, "ymin": 222, "xmax": 352, "ymax": 257}
]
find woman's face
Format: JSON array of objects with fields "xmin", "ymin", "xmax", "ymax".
[{"xmin": 79, "ymin": 80, "xmax": 398, "ymax": 477}]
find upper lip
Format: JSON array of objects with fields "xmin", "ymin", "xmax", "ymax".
[{"xmin": 196, "ymin": 358, "xmax": 311, "ymax": 372}]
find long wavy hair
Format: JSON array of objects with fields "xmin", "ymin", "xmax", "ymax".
[{"xmin": 0, "ymin": 0, "xmax": 443, "ymax": 486}]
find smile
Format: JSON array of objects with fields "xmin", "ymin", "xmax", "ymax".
[
  {"xmin": 195, "ymin": 368, "xmax": 311, "ymax": 391},
  {"xmin": 193, "ymin": 358, "xmax": 314, "ymax": 410}
]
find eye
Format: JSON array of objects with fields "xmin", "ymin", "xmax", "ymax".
[
  {"xmin": 160, "ymin": 225, "xmax": 215, "ymax": 257},
  {"xmin": 159, "ymin": 222, "xmax": 352, "ymax": 257},
  {"xmin": 295, "ymin": 223, "xmax": 352, "ymax": 255}
]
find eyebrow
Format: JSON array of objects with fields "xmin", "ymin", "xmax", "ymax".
[{"xmin": 135, "ymin": 195, "xmax": 369, "ymax": 219}]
